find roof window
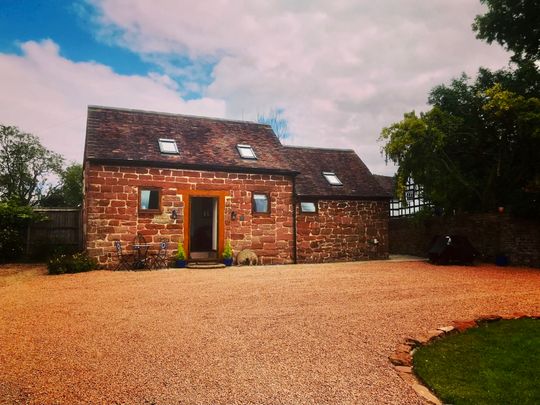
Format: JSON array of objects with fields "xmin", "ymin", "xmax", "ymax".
[
  {"xmin": 237, "ymin": 144, "xmax": 257, "ymax": 159},
  {"xmin": 158, "ymin": 138, "xmax": 179, "ymax": 154},
  {"xmin": 323, "ymin": 171, "xmax": 343, "ymax": 186}
]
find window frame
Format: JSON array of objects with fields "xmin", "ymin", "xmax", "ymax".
[
  {"xmin": 158, "ymin": 138, "xmax": 179, "ymax": 154},
  {"xmin": 299, "ymin": 201, "xmax": 318, "ymax": 214},
  {"xmin": 236, "ymin": 144, "xmax": 257, "ymax": 160},
  {"xmin": 252, "ymin": 192, "xmax": 270, "ymax": 214},
  {"xmin": 322, "ymin": 171, "xmax": 343, "ymax": 186},
  {"xmin": 139, "ymin": 187, "xmax": 162, "ymax": 214}
]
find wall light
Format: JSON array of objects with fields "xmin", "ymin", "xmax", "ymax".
[
  {"xmin": 171, "ymin": 209, "xmax": 177, "ymax": 220},
  {"xmin": 231, "ymin": 211, "xmax": 237, "ymax": 221}
]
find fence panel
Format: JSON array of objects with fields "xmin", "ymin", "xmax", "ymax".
[{"xmin": 27, "ymin": 208, "xmax": 82, "ymax": 257}]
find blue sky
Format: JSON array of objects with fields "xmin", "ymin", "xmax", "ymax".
[
  {"xmin": 0, "ymin": 1, "xmax": 146, "ymax": 73},
  {"xmin": 0, "ymin": 1, "xmax": 509, "ymax": 172},
  {"xmin": 0, "ymin": 0, "xmax": 215, "ymax": 99}
]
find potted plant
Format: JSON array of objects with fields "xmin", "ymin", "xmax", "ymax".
[
  {"xmin": 222, "ymin": 240, "xmax": 234, "ymax": 266},
  {"xmin": 495, "ymin": 252, "xmax": 509, "ymax": 267},
  {"xmin": 175, "ymin": 241, "xmax": 187, "ymax": 268}
]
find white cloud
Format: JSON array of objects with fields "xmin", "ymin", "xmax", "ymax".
[
  {"xmin": 86, "ymin": 0, "xmax": 511, "ymax": 175},
  {"xmin": 0, "ymin": 39, "xmax": 226, "ymax": 164}
]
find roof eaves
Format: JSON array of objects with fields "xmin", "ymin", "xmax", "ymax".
[
  {"xmin": 283, "ymin": 145, "xmax": 356, "ymax": 153},
  {"xmin": 295, "ymin": 192, "xmax": 392, "ymax": 200},
  {"xmin": 86, "ymin": 158, "xmax": 299, "ymax": 176}
]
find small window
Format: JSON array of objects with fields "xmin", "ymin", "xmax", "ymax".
[
  {"xmin": 323, "ymin": 171, "xmax": 343, "ymax": 186},
  {"xmin": 252, "ymin": 193, "xmax": 269, "ymax": 213},
  {"xmin": 140, "ymin": 188, "xmax": 161, "ymax": 212},
  {"xmin": 237, "ymin": 144, "xmax": 257, "ymax": 159},
  {"xmin": 158, "ymin": 138, "xmax": 179, "ymax": 154},
  {"xmin": 300, "ymin": 202, "xmax": 317, "ymax": 213}
]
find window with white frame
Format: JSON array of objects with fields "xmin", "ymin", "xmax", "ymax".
[
  {"xmin": 322, "ymin": 171, "xmax": 343, "ymax": 186},
  {"xmin": 252, "ymin": 193, "xmax": 269, "ymax": 213},
  {"xmin": 139, "ymin": 188, "xmax": 161, "ymax": 212},
  {"xmin": 158, "ymin": 138, "xmax": 179, "ymax": 154},
  {"xmin": 237, "ymin": 144, "xmax": 257, "ymax": 159},
  {"xmin": 300, "ymin": 202, "xmax": 317, "ymax": 213}
]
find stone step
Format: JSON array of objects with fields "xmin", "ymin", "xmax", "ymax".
[{"xmin": 187, "ymin": 262, "xmax": 226, "ymax": 269}]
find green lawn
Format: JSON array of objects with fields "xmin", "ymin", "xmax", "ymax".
[{"xmin": 413, "ymin": 319, "xmax": 540, "ymax": 405}]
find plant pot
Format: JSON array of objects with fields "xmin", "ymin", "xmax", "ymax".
[
  {"xmin": 223, "ymin": 258, "xmax": 233, "ymax": 266},
  {"xmin": 495, "ymin": 254, "xmax": 508, "ymax": 267},
  {"xmin": 175, "ymin": 259, "xmax": 187, "ymax": 268}
]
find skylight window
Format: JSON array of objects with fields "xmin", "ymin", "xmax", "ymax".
[
  {"xmin": 158, "ymin": 138, "xmax": 179, "ymax": 154},
  {"xmin": 300, "ymin": 202, "xmax": 317, "ymax": 213},
  {"xmin": 323, "ymin": 171, "xmax": 343, "ymax": 186},
  {"xmin": 237, "ymin": 144, "xmax": 257, "ymax": 159}
]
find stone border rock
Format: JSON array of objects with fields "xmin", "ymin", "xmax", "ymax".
[{"xmin": 389, "ymin": 313, "xmax": 540, "ymax": 405}]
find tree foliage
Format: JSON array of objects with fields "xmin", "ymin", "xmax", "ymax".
[
  {"xmin": 473, "ymin": 0, "xmax": 540, "ymax": 63},
  {"xmin": 257, "ymin": 108, "xmax": 290, "ymax": 141},
  {"xmin": 380, "ymin": 65, "xmax": 540, "ymax": 217},
  {"xmin": 0, "ymin": 201, "xmax": 44, "ymax": 262},
  {"xmin": 0, "ymin": 125, "xmax": 64, "ymax": 205},
  {"xmin": 40, "ymin": 163, "xmax": 83, "ymax": 207}
]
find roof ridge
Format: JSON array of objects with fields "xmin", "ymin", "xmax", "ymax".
[
  {"xmin": 283, "ymin": 145, "xmax": 355, "ymax": 153},
  {"xmin": 87, "ymin": 105, "xmax": 270, "ymax": 127}
]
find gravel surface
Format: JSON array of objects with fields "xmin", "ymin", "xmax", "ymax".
[{"xmin": 1, "ymin": 261, "xmax": 539, "ymax": 404}]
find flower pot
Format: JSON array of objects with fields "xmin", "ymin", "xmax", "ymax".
[
  {"xmin": 495, "ymin": 254, "xmax": 508, "ymax": 267},
  {"xmin": 223, "ymin": 258, "xmax": 233, "ymax": 266},
  {"xmin": 175, "ymin": 259, "xmax": 187, "ymax": 268}
]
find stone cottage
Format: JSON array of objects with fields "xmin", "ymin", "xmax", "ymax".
[{"xmin": 83, "ymin": 106, "xmax": 390, "ymax": 267}]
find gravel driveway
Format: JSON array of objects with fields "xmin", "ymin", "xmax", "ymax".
[{"xmin": 1, "ymin": 261, "xmax": 539, "ymax": 404}]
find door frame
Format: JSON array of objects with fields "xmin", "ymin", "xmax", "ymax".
[{"xmin": 182, "ymin": 189, "xmax": 227, "ymax": 259}]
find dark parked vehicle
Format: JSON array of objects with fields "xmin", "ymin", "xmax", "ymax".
[{"xmin": 428, "ymin": 235, "xmax": 478, "ymax": 265}]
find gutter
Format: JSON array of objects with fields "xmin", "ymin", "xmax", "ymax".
[{"xmin": 292, "ymin": 176, "xmax": 298, "ymax": 265}]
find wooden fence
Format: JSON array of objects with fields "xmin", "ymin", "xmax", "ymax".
[{"xmin": 27, "ymin": 208, "xmax": 83, "ymax": 257}]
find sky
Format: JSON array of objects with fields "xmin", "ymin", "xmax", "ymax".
[{"xmin": 0, "ymin": 1, "xmax": 511, "ymax": 175}]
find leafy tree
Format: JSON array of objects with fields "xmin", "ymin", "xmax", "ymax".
[
  {"xmin": 0, "ymin": 125, "xmax": 64, "ymax": 205},
  {"xmin": 380, "ymin": 67, "xmax": 540, "ymax": 217},
  {"xmin": 0, "ymin": 201, "xmax": 44, "ymax": 262},
  {"xmin": 257, "ymin": 108, "xmax": 290, "ymax": 141},
  {"xmin": 473, "ymin": 0, "xmax": 540, "ymax": 63},
  {"xmin": 40, "ymin": 163, "xmax": 83, "ymax": 207}
]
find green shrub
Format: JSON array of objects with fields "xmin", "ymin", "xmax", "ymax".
[
  {"xmin": 175, "ymin": 241, "xmax": 186, "ymax": 261},
  {"xmin": 47, "ymin": 252, "xmax": 97, "ymax": 275},
  {"xmin": 0, "ymin": 227, "xmax": 24, "ymax": 260},
  {"xmin": 0, "ymin": 201, "xmax": 44, "ymax": 262},
  {"xmin": 222, "ymin": 239, "xmax": 233, "ymax": 259},
  {"xmin": 30, "ymin": 240, "xmax": 79, "ymax": 262}
]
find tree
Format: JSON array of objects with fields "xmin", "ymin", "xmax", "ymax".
[
  {"xmin": 257, "ymin": 108, "xmax": 290, "ymax": 141},
  {"xmin": 0, "ymin": 201, "xmax": 43, "ymax": 262},
  {"xmin": 0, "ymin": 125, "xmax": 64, "ymax": 205},
  {"xmin": 40, "ymin": 163, "xmax": 83, "ymax": 207},
  {"xmin": 473, "ymin": 0, "xmax": 540, "ymax": 63},
  {"xmin": 380, "ymin": 67, "xmax": 540, "ymax": 217}
]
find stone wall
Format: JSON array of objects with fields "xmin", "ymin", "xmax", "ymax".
[
  {"xmin": 296, "ymin": 200, "xmax": 389, "ymax": 263},
  {"xmin": 389, "ymin": 213, "xmax": 540, "ymax": 267},
  {"xmin": 85, "ymin": 163, "xmax": 294, "ymax": 267}
]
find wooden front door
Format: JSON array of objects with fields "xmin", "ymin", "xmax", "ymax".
[{"xmin": 189, "ymin": 196, "xmax": 218, "ymax": 259}]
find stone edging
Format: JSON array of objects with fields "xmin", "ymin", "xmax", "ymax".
[{"xmin": 389, "ymin": 313, "xmax": 540, "ymax": 405}]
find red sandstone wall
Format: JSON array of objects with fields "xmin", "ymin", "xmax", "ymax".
[
  {"xmin": 296, "ymin": 200, "xmax": 389, "ymax": 263},
  {"xmin": 389, "ymin": 213, "xmax": 540, "ymax": 267},
  {"xmin": 85, "ymin": 164, "xmax": 294, "ymax": 267}
]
